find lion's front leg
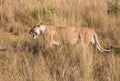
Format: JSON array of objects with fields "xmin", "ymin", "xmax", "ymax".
[{"xmin": 43, "ymin": 29, "xmax": 54, "ymax": 48}]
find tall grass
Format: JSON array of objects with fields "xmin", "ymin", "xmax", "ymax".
[{"xmin": 0, "ymin": 0, "xmax": 120, "ymax": 81}]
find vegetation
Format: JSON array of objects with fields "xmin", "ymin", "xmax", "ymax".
[{"xmin": 0, "ymin": 0, "xmax": 120, "ymax": 81}]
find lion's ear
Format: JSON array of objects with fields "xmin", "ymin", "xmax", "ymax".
[
  {"xmin": 38, "ymin": 23, "xmax": 43, "ymax": 27},
  {"xmin": 40, "ymin": 22, "xmax": 43, "ymax": 25}
]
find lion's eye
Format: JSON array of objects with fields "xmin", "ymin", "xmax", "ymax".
[{"xmin": 29, "ymin": 31, "xmax": 32, "ymax": 34}]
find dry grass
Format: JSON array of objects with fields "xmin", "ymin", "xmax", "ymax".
[{"xmin": 0, "ymin": 0, "xmax": 120, "ymax": 81}]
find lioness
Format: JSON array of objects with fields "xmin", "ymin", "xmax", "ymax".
[{"xmin": 29, "ymin": 24, "xmax": 111, "ymax": 52}]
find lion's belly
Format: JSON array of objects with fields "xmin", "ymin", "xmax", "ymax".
[
  {"xmin": 63, "ymin": 32, "xmax": 78, "ymax": 45},
  {"xmin": 54, "ymin": 28, "xmax": 79, "ymax": 45}
]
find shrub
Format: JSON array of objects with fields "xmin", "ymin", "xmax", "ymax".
[
  {"xmin": 31, "ymin": 5, "xmax": 57, "ymax": 19},
  {"xmin": 114, "ymin": 46, "xmax": 120, "ymax": 54},
  {"xmin": 22, "ymin": 39, "xmax": 41, "ymax": 55},
  {"xmin": 107, "ymin": 0, "xmax": 120, "ymax": 15}
]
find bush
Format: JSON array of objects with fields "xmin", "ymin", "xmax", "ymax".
[
  {"xmin": 114, "ymin": 46, "xmax": 120, "ymax": 54},
  {"xmin": 31, "ymin": 5, "xmax": 57, "ymax": 19},
  {"xmin": 107, "ymin": 0, "xmax": 120, "ymax": 15}
]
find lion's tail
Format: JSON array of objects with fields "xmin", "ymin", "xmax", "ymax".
[{"xmin": 93, "ymin": 34, "xmax": 112, "ymax": 52}]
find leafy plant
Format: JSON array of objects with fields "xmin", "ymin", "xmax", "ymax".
[
  {"xmin": 107, "ymin": 0, "xmax": 120, "ymax": 14},
  {"xmin": 114, "ymin": 46, "xmax": 120, "ymax": 54},
  {"xmin": 31, "ymin": 5, "xmax": 57, "ymax": 19}
]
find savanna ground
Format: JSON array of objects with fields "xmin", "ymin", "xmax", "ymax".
[{"xmin": 0, "ymin": 0, "xmax": 120, "ymax": 81}]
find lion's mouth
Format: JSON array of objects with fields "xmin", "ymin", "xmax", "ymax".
[{"xmin": 33, "ymin": 34, "xmax": 36, "ymax": 39}]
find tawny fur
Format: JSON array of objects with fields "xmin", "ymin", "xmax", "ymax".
[{"xmin": 29, "ymin": 24, "xmax": 111, "ymax": 52}]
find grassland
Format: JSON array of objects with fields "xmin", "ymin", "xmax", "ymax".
[{"xmin": 0, "ymin": 0, "xmax": 120, "ymax": 81}]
